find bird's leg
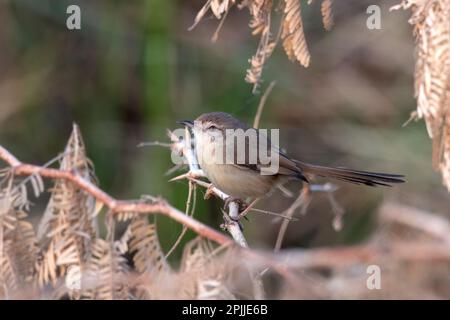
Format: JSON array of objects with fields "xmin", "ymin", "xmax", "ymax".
[
  {"xmin": 204, "ymin": 183, "xmax": 215, "ymax": 200},
  {"xmin": 220, "ymin": 209, "xmax": 244, "ymax": 231},
  {"xmin": 223, "ymin": 196, "xmax": 245, "ymax": 212},
  {"xmin": 224, "ymin": 197, "xmax": 261, "ymax": 221}
]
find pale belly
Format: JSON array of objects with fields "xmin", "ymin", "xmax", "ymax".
[{"xmin": 201, "ymin": 162, "xmax": 276, "ymax": 198}]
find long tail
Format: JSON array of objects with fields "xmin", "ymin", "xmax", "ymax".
[{"xmin": 295, "ymin": 161, "xmax": 405, "ymax": 187}]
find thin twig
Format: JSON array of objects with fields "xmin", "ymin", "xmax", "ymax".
[
  {"xmin": 137, "ymin": 141, "xmax": 172, "ymax": 148},
  {"xmin": 253, "ymin": 81, "xmax": 276, "ymax": 129},
  {"xmin": 274, "ymin": 185, "xmax": 310, "ymax": 252},
  {"xmin": 250, "ymin": 208, "xmax": 299, "ymax": 221},
  {"xmin": 211, "ymin": 3, "xmax": 232, "ymax": 42},
  {"xmin": 165, "ymin": 181, "xmax": 196, "ymax": 258}
]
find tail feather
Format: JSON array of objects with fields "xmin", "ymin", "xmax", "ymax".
[{"xmin": 295, "ymin": 162, "xmax": 405, "ymax": 187}]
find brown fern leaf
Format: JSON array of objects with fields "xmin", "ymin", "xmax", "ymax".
[
  {"xmin": 178, "ymin": 238, "xmax": 235, "ymax": 299},
  {"xmin": 247, "ymin": 0, "xmax": 272, "ymax": 35},
  {"xmin": 211, "ymin": 0, "xmax": 232, "ymax": 19},
  {"xmin": 128, "ymin": 216, "xmax": 169, "ymax": 275},
  {"xmin": 245, "ymin": 0, "xmax": 275, "ymax": 91},
  {"xmin": 0, "ymin": 174, "xmax": 39, "ymax": 298},
  {"xmin": 0, "ymin": 189, "xmax": 18, "ymax": 235},
  {"xmin": 36, "ymin": 124, "xmax": 99, "ymax": 296},
  {"xmin": 82, "ymin": 239, "xmax": 129, "ymax": 300},
  {"xmin": 392, "ymin": 0, "xmax": 450, "ymax": 190},
  {"xmin": 281, "ymin": 0, "xmax": 310, "ymax": 67},
  {"xmin": 126, "ymin": 216, "xmax": 172, "ymax": 299},
  {"xmin": 36, "ymin": 241, "xmax": 57, "ymax": 287},
  {"xmin": 321, "ymin": 0, "xmax": 334, "ymax": 31},
  {"xmin": 190, "ymin": 0, "xmax": 234, "ymax": 30},
  {"xmin": 441, "ymin": 104, "xmax": 450, "ymax": 186},
  {"xmin": 116, "ymin": 211, "xmax": 137, "ymax": 222},
  {"xmin": 0, "ymin": 253, "xmax": 18, "ymax": 298},
  {"xmin": 191, "ymin": 0, "xmax": 317, "ymax": 89},
  {"xmin": 0, "ymin": 171, "xmax": 41, "ymax": 298},
  {"xmin": 8, "ymin": 219, "xmax": 38, "ymax": 282},
  {"xmin": 192, "ymin": 0, "xmax": 339, "ymax": 90}
]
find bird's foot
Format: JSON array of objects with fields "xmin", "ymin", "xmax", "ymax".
[
  {"xmin": 220, "ymin": 211, "xmax": 244, "ymax": 232},
  {"xmin": 204, "ymin": 184, "xmax": 215, "ymax": 200},
  {"xmin": 223, "ymin": 197, "xmax": 246, "ymax": 214},
  {"xmin": 224, "ymin": 197, "xmax": 260, "ymax": 222}
]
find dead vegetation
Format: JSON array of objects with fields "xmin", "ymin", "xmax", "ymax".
[
  {"xmin": 391, "ymin": 0, "xmax": 450, "ymax": 191},
  {"xmin": 1, "ymin": 122, "xmax": 450, "ymax": 299},
  {"xmin": 191, "ymin": 0, "xmax": 334, "ymax": 92},
  {"xmin": 0, "ymin": 126, "xmax": 243, "ymax": 299}
]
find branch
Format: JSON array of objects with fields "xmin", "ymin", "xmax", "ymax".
[
  {"xmin": 274, "ymin": 182, "xmax": 341, "ymax": 252},
  {"xmin": 378, "ymin": 202, "xmax": 450, "ymax": 243},
  {"xmin": 267, "ymin": 202, "xmax": 450, "ymax": 270},
  {"xmin": 0, "ymin": 144, "xmax": 232, "ymax": 247},
  {"xmin": 253, "ymin": 81, "xmax": 276, "ymax": 129},
  {"xmin": 271, "ymin": 241, "xmax": 450, "ymax": 270},
  {"xmin": 169, "ymin": 128, "xmax": 250, "ymax": 247},
  {"xmin": 274, "ymin": 185, "xmax": 310, "ymax": 252}
]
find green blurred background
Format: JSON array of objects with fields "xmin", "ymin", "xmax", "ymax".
[{"xmin": 0, "ymin": 0, "xmax": 448, "ymax": 263}]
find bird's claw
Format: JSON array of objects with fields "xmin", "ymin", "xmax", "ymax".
[
  {"xmin": 204, "ymin": 184, "xmax": 215, "ymax": 200},
  {"xmin": 223, "ymin": 197, "xmax": 246, "ymax": 212},
  {"xmin": 221, "ymin": 212, "xmax": 244, "ymax": 231}
]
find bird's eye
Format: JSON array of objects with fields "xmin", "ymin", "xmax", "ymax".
[{"xmin": 207, "ymin": 124, "xmax": 218, "ymax": 130}]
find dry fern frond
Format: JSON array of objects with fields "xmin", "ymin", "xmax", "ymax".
[
  {"xmin": 0, "ymin": 254, "xmax": 18, "ymax": 298},
  {"xmin": 126, "ymin": 216, "xmax": 172, "ymax": 299},
  {"xmin": 36, "ymin": 124, "xmax": 99, "ymax": 296},
  {"xmin": 190, "ymin": 0, "xmax": 234, "ymax": 30},
  {"xmin": 36, "ymin": 241, "xmax": 57, "ymax": 287},
  {"xmin": 391, "ymin": 0, "xmax": 450, "ymax": 191},
  {"xmin": 0, "ymin": 172, "xmax": 39, "ymax": 299},
  {"xmin": 82, "ymin": 239, "xmax": 129, "ymax": 300},
  {"xmin": 178, "ymin": 238, "xmax": 236, "ymax": 299},
  {"xmin": 281, "ymin": 0, "xmax": 310, "ymax": 66},
  {"xmin": 244, "ymin": 0, "xmax": 275, "ymax": 92},
  {"xmin": 128, "ymin": 216, "xmax": 169, "ymax": 275},
  {"xmin": 1, "ymin": 125, "xmax": 250, "ymax": 300},
  {"xmin": 191, "ymin": 0, "xmax": 334, "ymax": 91},
  {"xmin": 8, "ymin": 219, "xmax": 38, "ymax": 282},
  {"xmin": 116, "ymin": 211, "xmax": 137, "ymax": 222},
  {"xmin": 0, "ymin": 191, "xmax": 19, "ymax": 298},
  {"xmin": 321, "ymin": 0, "xmax": 334, "ymax": 31}
]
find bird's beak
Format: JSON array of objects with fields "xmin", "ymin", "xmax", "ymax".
[{"xmin": 177, "ymin": 120, "xmax": 194, "ymax": 128}]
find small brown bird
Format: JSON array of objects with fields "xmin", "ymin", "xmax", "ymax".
[{"xmin": 178, "ymin": 112, "xmax": 405, "ymax": 200}]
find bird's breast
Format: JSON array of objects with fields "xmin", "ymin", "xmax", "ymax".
[{"xmin": 197, "ymin": 142, "xmax": 274, "ymax": 197}]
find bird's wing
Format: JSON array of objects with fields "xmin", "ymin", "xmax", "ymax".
[{"xmin": 224, "ymin": 128, "xmax": 307, "ymax": 180}]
